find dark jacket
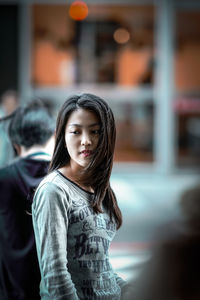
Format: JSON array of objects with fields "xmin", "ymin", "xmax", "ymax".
[{"xmin": 0, "ymin": 155, "xmax": 50, "ymax": 300}]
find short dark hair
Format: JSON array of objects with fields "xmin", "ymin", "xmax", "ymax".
[
  {"xmin": 49, "ymin": 93, "xmax": 122, "ymax": 229},
  {"xmin": 7, "ymin": 99, "xmax": 55, "ymax": 148}
]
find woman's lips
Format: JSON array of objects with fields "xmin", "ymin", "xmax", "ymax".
[{"xmin": 81, "ymin": 150, "xmax": 92, "ymax": 157}]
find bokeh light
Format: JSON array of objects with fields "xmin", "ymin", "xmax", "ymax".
[
  {"xmin": 113, "ymin": 28, "xmax": 130, "ymax": 44},
  {"xmin": 69, "ymin": 1, "xmax": 88, "ymax": 21}
]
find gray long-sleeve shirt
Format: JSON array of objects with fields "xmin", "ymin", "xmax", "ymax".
[{"xmin": 32, "ymin": 170, "xmax": 126, "ymax": 300}]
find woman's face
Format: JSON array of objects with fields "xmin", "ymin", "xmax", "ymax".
[{"xmin": 65, "ymin": 108, "xmax": 101, "ymax": 169}]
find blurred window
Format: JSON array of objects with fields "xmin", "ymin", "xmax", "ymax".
[
  {"xmin": 31, "ymin": 4, "xmax": 155, "ymax": 163},
  {"xmin": 175, "ymin": 10, "xmax": 200, "ymax": 167},
  {"xmin": 31, "ymin": 4, "xmax": 154, "ymax": 88},
  {"xmin": 111, "ymin": 101, "xmax": 154, "ymax": 162}
]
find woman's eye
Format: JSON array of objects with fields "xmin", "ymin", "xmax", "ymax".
[
  {"xmin": 71, "ymin": 131, "xmax": 79, "ymax": 134},
  {"xmin": 91, "ymin": 130, "xmax": 100, "ymax": 134}
]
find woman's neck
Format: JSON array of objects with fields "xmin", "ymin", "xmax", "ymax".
[{"xmin": 58, "ymin": 164, "xmax": 94, "ymax": 193}]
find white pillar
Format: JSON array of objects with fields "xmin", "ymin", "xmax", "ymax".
[{"xmin": 154, "ymin": 0, "xmax": 176, "ymax": 174}]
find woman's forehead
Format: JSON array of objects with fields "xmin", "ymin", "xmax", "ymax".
[{"xmin": 66, "ymin": 108, "xmax": 100, "ymax": 127}]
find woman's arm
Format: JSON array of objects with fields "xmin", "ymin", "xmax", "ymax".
[{"xmin": 32, "ymin": 182, "xmax": 79, "ymax": 300}]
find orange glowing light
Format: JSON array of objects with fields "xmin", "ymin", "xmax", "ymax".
[
  {"xmin": 113, "ymin": 28, "xmax": 130, "ymax": 44},
  {"xmin": 69, "ymin": 1, "xmax": 88, "ymax": 21}
]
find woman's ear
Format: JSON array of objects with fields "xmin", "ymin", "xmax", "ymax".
[{"xmin": 13, "ymin": 143, "xmax": 21, "ymax": 156}]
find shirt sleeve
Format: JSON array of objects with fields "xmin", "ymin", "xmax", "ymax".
[
  {"xmin": 114, "ymin": 273, "xmax": 127, "ymax": 289},
  {"xmin": 32, "ymin": 182, "xmax": 79, "ymax": 300},
  {"xmin": 114, "ymin": 273, "xmax": 135, "ymax": 300}
]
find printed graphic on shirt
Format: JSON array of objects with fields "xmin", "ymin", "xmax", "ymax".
[
  {"xmin": 73, "ymin": 234, "xmax": 110, "ymax": 259},
  {"xmin": 69, "ymin": 205, "xmax": 94, "ymax": 225},
  {"xmin": 68, "ymin": 197, "xmax": 119, "ymax": 299},
  {"xmin": 78, "ymin": 258, "xmax": 111, "ymax": 273},
  {"xmin": 81, "ymin": 277, "xmax": 116, "ymax": 295}
]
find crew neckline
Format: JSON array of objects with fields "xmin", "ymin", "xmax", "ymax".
[{"xmin": 56, "ymin": 170, "xmax": 94, "ymax": 195}]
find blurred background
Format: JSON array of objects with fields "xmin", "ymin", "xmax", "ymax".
[{"xmin": 1, "ymin": 0, "xmax": 200, "ymax": 282}]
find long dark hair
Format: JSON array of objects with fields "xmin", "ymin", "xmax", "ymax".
[{"xmin": 49, "ymin": 93, "xmax": 122, "ymax": 229}]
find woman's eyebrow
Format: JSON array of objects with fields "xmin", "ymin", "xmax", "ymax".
[{"xmin": 68, "ymin": 123, "xmax": 100, "ymax": 128}]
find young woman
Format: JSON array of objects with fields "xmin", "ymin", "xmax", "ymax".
[{"xmin": 32, "ymin": 93, "xmax": 128, "ymax": 300}]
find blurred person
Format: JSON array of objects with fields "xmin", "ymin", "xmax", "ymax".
[
  {"xmin": 0, "ymin": 90, "xmax": 19, "ymax": 115},
  {"xmin": 32, "ymin": 93, "xmax": 131, "ymax": 300},
  {"xmin": 0, "ymin": 90, "xmax": 19, "ymax": 167},
  {"xmin": 0, "ymin": 99, "xmax": 55, "ymax": 300},
  {"xmin": 126, "ymin": 184, "xmax": 200, "ymax": 300}
]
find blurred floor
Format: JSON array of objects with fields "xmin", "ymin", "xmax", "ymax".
[
  {"xmin": 109, "ymin": 172, "xmax": 200, "ymax": 281},
  {"xmin": 110, "ymin": 242, "xmax": 150, "ymax": 281}
]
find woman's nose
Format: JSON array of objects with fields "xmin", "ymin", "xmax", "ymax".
[{"xmin": 81, "ymin": 133, "xmax": 92, "ymax": 146}]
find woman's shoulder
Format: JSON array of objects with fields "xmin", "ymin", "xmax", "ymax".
[
  {"xmin": 34, "ymin": 170, "xmax": 71, "ymax": 197},
  {"xmin": 33, "ymin": 171, "xmax": 73, "ymax": 210},
  {"xmin": 38, "ymin": 170, "xmax": 67, "ymax": 187},
  {"xmin": 34, "ymin": 170, "xmax": 92, "ymax": 206}
]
